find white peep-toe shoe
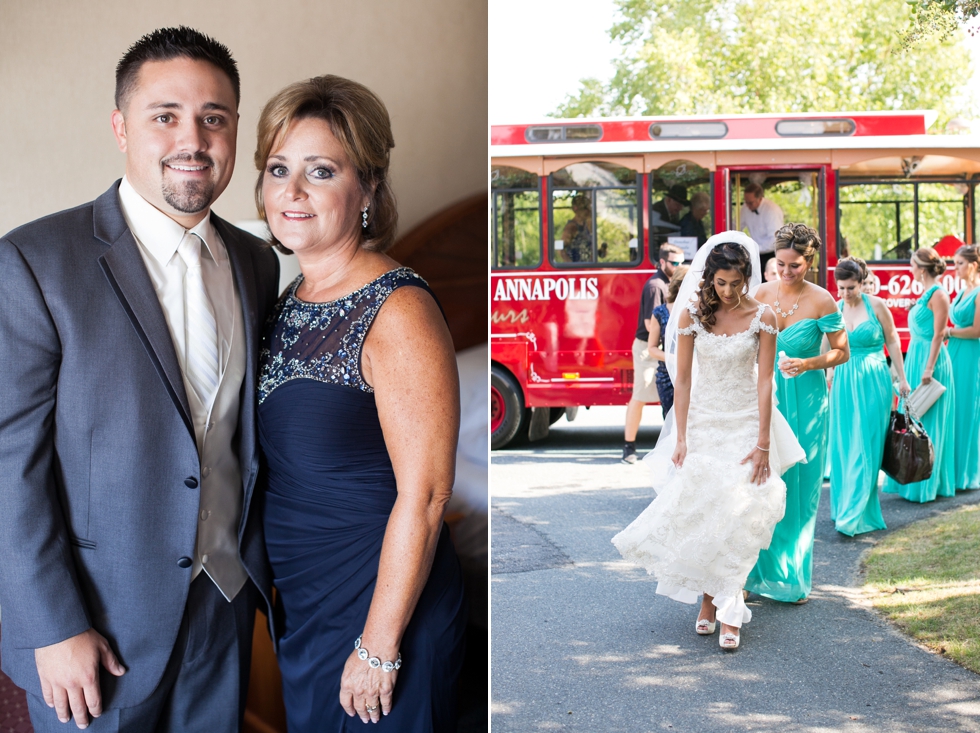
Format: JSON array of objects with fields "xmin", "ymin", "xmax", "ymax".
[
  {"xmin": 696, "ymin": 618, "xmax": 717, "ymax": 635},
  {"xmin": 719, "ymin": 632, "xmax": 740, "ymax": 650}
]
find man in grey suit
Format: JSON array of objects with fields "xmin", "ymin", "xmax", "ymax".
[{"xmin": 0, "ymin": 27, "xmax": 279, "ymax": 731}]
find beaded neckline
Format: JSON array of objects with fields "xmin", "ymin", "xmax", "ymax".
[
  {"xmin": 288, "ymin": 267, "xmax": 414, "ymax": 307},
  {"xmin": 258, "ymin": 267, "xmax": 427, "ymax": 402}
]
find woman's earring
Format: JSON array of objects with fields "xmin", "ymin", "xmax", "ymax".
[{"xmin": 362, "ymin": 206, "xmax": 369, "ymax": 229}]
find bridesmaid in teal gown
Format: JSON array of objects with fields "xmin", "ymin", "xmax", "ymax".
[
  {"xmin": 944, "ymin": 245, "xmax": 980, "ymax": 490},
  {"xmin": 828, "ymin": 258, "xmax": 910, "ymax": 536},
  {"xmin": 883, "ymin": 247, "xmax": 956, "ymax": 502},
  {"xmin": 745, "ymin": 223, "xmax": 849, "ymax": 603}
]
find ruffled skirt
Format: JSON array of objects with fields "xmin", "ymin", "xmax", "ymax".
[{"xmin": 612, "ymin": 396, "xmax": 803, "ymax": 627}]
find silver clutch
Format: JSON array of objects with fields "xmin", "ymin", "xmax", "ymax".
[{"xmin": 906, "ymin": 378, "xmax": 946, "ymax": 417}]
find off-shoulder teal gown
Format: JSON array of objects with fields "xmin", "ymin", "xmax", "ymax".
[
  {"xmin": 828, "ymin": 295, "xmax": 889, "ymax": 536},
  {"xmin": 745, "ymin": 310, "xmax": 845, "ymax": 602},
  {"xmin": 883, "ymin": 284, "xmax": 956, "ymax": 502},
  {"xmin": 947, "ymin": 287, "xmax": 980, "ymax": 490}
]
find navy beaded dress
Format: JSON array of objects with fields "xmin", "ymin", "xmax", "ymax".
[{"xmin": 258, "ymin": 267, "xmax": 467, "ymax": 733}]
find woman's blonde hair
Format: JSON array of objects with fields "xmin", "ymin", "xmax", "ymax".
[{"xmin": 254, "ymin": 74, "xmax": 397, "ymax": 253}]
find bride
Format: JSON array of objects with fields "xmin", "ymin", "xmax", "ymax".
[{"xmin": 612, "ymin": 233, "xmax": 805, "ymax": 650}]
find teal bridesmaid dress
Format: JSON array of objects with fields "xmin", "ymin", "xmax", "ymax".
[
  {"xmin": 882, "ymin": 284, "xmax": 956, "ymax": 502},
  {"xmin": 828, "ymin": 295, "xmax": 889, "ymax": 536},
  {"xmin": 745, "ymin": 310, "xmax": 845, "ymax": 602},
  {"xmin": 947, "ymin": 287, "xmax": 980, "ymax": 490}
]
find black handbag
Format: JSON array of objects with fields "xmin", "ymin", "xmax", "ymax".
[{"xmin": 881, "ymin": 402, "xmax": 934, "ymax": 485}]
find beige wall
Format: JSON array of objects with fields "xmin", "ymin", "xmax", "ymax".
[{"xmin": 0, "ymin": 0, "xmax": 487, "ymax": 238}]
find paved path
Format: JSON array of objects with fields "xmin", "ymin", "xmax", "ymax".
[{"xmin": 492, "ymin": 408, "xmax": 980, "ymax": 732}]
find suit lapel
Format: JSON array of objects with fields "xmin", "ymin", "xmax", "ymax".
[{"xmin": 94, "ymin": 183, "xmax": 194, "ymax": 437}]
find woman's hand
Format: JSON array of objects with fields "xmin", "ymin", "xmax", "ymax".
[
  {"xmin": 921, "ymin": 368, "xmax": 933, "ymax": 386},
  {"xmin": 740, "ymin": 446, "xmax": 771, "ymax": 485},
  {"xmin": 671, "ymin": 440, "xmax": 687, "ymax": 469},
  {"xmin": 897, "ymin": 378, "xmax": 911, "ymax": 398},
  {"xmin": 340, "ymin": 648, "xmax": 398, "ymax": 724},
  {"xmin": 779, "ymin": 357, "xmax": 805, "ymax": 378}
]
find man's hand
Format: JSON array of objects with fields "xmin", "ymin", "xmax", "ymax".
[{"xmin": 35, "ymin": 628, "xmax": 126, "ymax": 729}]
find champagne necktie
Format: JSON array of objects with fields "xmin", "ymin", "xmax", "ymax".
[{"xmin": 177, "ymin": 232, "xmax": 219, "ymax": 406}]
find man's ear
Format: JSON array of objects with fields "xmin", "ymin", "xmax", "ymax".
[{"xmin": 111, "ymin": 110, "xmax": 128, "ymax": 153}]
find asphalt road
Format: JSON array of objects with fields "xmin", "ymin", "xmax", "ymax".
[{"xmin": 491, "ymin": 407, "xmax": 980, "ymax": 733}]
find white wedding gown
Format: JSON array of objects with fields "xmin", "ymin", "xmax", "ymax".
[{"xmin": 612, "ymin": 302, "xmax": 802, "ymax": 628}]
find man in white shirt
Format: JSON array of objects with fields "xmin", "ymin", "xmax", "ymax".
[
  {"xmin": 0, "ymin": 27, "xmax": 280, "ymax": 733},
  {"xmin": 740, "ymin": 182, "xmax": 785, "ymax": 269}
]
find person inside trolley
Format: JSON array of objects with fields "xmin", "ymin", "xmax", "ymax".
[
  {"xmin": 650, "ymin": 184, "xmax": 687, "ymax": 259},
  {"xmin": 560, "ymin": 193, "xmax": 593, "ymax": 262},
  {"xmin": 740, "ymin": 182, "xmax": 784, "ymax": 270},
  {"xmin": 679, "ymin": 190, "xmax": 710, "ymax": 247}
]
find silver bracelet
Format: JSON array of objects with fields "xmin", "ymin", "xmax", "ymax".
[
  {"xmin": 755, "ymin": 445, "xmax": 770, "ymax": 452},
  {"xmin": 354, "ymin": 635, "xmax": 402, "ymax": 673}
]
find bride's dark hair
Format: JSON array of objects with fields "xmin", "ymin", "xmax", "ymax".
[{"xmin": 696, "ymin": 242, "xmax": 752, "ymax": 327}]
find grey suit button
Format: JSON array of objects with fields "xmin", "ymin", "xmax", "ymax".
[
  {"xmin": 177, "ymin": 556, "xmax": 192, "ymax": 568},
  {"xmin": 184, "ymin": 477, "xmax": 198, "ymax": 489},
  {"xmin": 202, "ymin": 466, "xmax": 212, "ymax": 478}
]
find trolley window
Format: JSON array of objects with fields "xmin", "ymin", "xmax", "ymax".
[
  {"xmin": 550, "ymin": 162, "xmax": 641, "ymax": 267},
  {"xmin": 492, "ymin": 166, "xmax": 541, "ymax": 269},
  {"xmin": 649, "ymin": 160, "xmax": 712, "ymax": 262},
  {"xmin": 838, "ymin": 180, "xmax": 968, "ymax": 261}
]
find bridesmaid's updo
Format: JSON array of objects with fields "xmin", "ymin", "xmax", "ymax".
[
  {"xmin": 956, "ymin": 244, "xmax": 980, "ymax": 268},
  {"xmin": 834, "ymin": 256, "xmax": 867, "ymax": 283},
  {"xmin": 911, "ymin": 247, "xmax": 946, "ymax": 278},
  {"xmin": 697, "ymin": 242, "xmax": 752, "ymax": 327},
  {"xmin": 774, "ymin": 223, "xmax": 821, "ymax": 264}
]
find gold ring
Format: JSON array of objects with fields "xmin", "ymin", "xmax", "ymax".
[{"xmin": 366, "ymin": 704, "xmax": 379, "ymax": 713}]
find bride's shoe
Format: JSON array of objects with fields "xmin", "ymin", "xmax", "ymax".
[
  {"xmin": 696, "ymin": 617, "xmax": 716, "ymax": 635},
  {"xmin": 719, "ymin": 631, "xmax": 740, "ymax": 650}
]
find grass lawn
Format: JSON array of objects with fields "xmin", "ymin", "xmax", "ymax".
[{"xmin": 862, "ymin": 503, "xmax": 980, "ymax": 673}]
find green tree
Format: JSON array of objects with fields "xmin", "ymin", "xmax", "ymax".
[
  {"xmin": 555, "ymin": 0, "xmax": 974, "ymax": 128},
  {"xmin": 903, "ymin": 1, "xmax": 980, "ymax": 47}
]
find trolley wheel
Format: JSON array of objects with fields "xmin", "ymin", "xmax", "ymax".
[
  {"xmin": 549, "ymin": 407, "xmax": 565, "ymax": 426},
  {"xmin": 491, "ymin": 364, "xmax": 530, "ymax": 450}
]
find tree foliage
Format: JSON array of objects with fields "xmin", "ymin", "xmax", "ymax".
[
  {"xmin": 902, "ymin": 0, "xmax": 980, "ymax": 47},
  {"xmin": 554, "ymin": 0, "xmax": 974, "ymax": 126}
]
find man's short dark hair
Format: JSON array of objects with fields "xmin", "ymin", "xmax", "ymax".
[
  {"xmin": 115, "ymin": 26, "xmax": 240, "ymax": 110},
  {"xmin": 744, "ymin": 182, "xmax": 764, "ymax": 199}
]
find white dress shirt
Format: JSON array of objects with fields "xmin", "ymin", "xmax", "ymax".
[
  {"xmin": 118, "ymin": 177, "xmax": 248, "ymax": 600},
  {"xmin": 740, "ymin": 196, "xmax": 785, "ymax": 254}
]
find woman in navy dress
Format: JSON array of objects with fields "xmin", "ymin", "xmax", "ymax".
[{"xmin": 254, "ymin": 75, "xmax": 467, "ymax": 732}]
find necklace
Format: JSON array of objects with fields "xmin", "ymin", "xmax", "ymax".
[{"xmin": 773, "ymin": 283, "xmax": 804, "ymax": 319}]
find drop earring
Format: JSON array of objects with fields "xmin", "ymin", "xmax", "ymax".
[{"xmin": 362, "ymin": 206, "xmax": 369, "ymax": 229}]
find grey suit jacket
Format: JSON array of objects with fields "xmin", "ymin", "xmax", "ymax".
[{"xmin": 0, "ymin": 181, "xmax": 280, "ymax": 707}]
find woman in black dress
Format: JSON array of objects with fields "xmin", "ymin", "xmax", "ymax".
[{"xmin": 254, "ymin": 75, "xmax": 467, "ymax": 732}]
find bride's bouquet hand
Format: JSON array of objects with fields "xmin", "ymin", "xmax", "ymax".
[
  {"xmin": 671, "ymin": 440, "xmax": 687, "ymax": 469},
  {"xmin": 740, "ymin": 446, "xmax": 771, "ymax": 485}
]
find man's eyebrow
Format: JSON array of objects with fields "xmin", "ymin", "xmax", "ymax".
[{"xmin": 144, "ymin": 102, "xmax": 234, "ymax": 113}]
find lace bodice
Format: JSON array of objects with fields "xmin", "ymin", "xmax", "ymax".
[
  {"xmin": 258, "ymin": 267, "xmax": 429, "ymax": 403},
  {"xmin": 679, "ymin": 302, "xmax": 776, "ymax": 412}
]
